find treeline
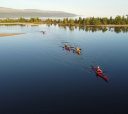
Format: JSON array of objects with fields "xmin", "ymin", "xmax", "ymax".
[
  {"xmin": 45, "ymin": 16, "xmax": 128, "ymax": 25},
  {"xmin": 0, "ymin": 17, "xmax": 42, "ymax": 23},
  {"xmin": 0, "ymin": 16, "xmax": 128, "ymax": 25}
]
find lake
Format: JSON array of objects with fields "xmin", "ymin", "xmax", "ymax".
[{"xmin": 0, "ymin": 24, "xmax": 128, "ymax": 113}]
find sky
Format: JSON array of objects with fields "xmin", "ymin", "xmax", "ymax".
[{"xmin": 0, "ymin": 0, "xmax": 128, "ymax": 17}]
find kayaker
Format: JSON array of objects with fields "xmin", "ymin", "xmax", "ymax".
[
  {"xmin": 65, "ymin": 44, "xmax": 69, "ymax": 48},
  {"xmin": 97, "ymin": 66, "xmax": 102, "ymax": 72},
  {"xmin": 75, "ymin": 47, "xmax": 80, "ymax": 54},
  {"xmin": 76, "ymin": 47, "xmax": 80, "ymax": 51}
]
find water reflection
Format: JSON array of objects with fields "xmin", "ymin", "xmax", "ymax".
[
  {"xmin": 1, "ymin": 24, "xmax": 127, "ymax": 33},
  {"xmin": 80, "ymin": 26, "xmax": 128, "ymax": 33},
  {"xmin": 46, "ymin": 24, "xmax": 52, "ymax": 27},
  {"xmin": 46, "ymin": 24, "xmax": 128, "ymax": 33},
  {"xmin": 82, "ymin": 26, "xmax": 128, "ymax": 33}
]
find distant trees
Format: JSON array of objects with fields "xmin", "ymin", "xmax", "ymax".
[
  {"xmin": 0, "ymin": 17, "xmax": 42, "ymax": 23},
  {"xmin": 85, "ymin": 18, "xmax": 90, "ymax": 25},
  {"xmin": 69, "ymin": 18, "xmax": 75, "ymax": 25},
  {"xmin": 29, "ymin": 17, "xmax": 41, "ymax": 22},
  {"xmin": 53, "ymin": 16, "xmax": 128, "ymax": 26},
  {"xmin": 101, "ymin": 18, "xmax": 108, "ymax": 25},
  {"xmin": 18, "ymin": 17, "xmax": 27, "ymax": 22},
  {"xmin": 89, "ymin": 17, "xmax": 102, "ymax": 25},
  {"xmin": 0, "ymin": 15, "xmax": 128, "ymax": 26},
  {"xmin": 63, "ymin": 18, "xmax": 67, "ymax": 24},
  {"xmin": 108, "ymin": 16, "xmax": 113, "ymax": 24}
]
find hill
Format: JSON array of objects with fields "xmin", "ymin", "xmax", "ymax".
[{"xmin": 0, "ymin": 7, "xmax": 76, "ymax": 18}]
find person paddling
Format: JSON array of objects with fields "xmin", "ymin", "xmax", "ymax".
[
  {"xmin": 65, "ymin": 44, "xmax": 69, "ymax": 48},
  {"xmin": 97, "ymin": 66, "xmax": 102, "ymax": 72},
  {"xmin": 75, "ymin": 47, "xmax": 80, "ymax": 54},
  {"xmin": 65, "ymin": 44, "xmax": 70, "ymax": 51},
  {"xmin": 75, "ymin": 47, "xmax": 80, "ymax": 51}
]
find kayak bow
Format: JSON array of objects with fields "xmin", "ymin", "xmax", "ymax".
[{"xmin": 92, "ymin": 66, "xmax": 109, "ymax": 81}]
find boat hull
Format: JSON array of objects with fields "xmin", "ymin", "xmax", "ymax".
[
  {"xmin": 92, "ymin": 66, "xmax": 109, "ymax": 81},
  {"xmin": 76, "ymin": 50, "xmax": 80, "ymax": 54},
  {"xmin": 65, "ymin": 47, "xmax": 71, "ymax": 51}
]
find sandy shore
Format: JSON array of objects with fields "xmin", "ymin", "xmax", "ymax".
[
  {"xmin": 0, "ymin": 33, "xmax": 25, "ymax": 37},
  {"xmin": 0, "ymin": 23, "xmax": 43, "ymax": 25}
]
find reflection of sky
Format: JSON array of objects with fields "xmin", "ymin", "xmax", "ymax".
[{"xmin": 1, "ymin": 0, "xmax": 128, "ymax": 17}]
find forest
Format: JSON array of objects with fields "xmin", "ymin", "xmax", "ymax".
[{"xmin": 0, "ymin": 16, "xmax": 128, "ymax": 26}]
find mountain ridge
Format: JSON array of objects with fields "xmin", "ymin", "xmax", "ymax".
[{"xmin": 0, "ymin": 7, "xmax": 76, "ymax": 17}]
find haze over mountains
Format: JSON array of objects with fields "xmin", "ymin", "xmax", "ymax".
[{"xmin": 0, "ymin": 7, "xmax": 76, "ymax": 18}]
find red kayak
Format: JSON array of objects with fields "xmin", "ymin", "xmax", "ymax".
[
  {"xmin": 92, "ymin": 66, "xmax": 109, "ymax": 81},
  {"xmin": 65, "ymin": 46, "xmax": 71, "ymax": 51}
]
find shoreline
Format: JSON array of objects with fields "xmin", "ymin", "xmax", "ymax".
[
  {"xmin": 83, "ymin": 25, "xmax": 128, "ymax": 27},
  {"xmin": 59, "ymin": 24, "xmax": 128, "ymax": 27},
  {"xmin": 0, "ymin": 33, "xmax": 25, "ymax": 37},
  {"xmin": 0, "ymin": 23, "xmax": 128, "ymax": 27}
]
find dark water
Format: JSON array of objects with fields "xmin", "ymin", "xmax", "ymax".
[{"xmin": 0, "ymin": 25, "xmax": 128, "ymax": 113}]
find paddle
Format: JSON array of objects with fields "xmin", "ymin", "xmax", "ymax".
[
  {"xmin": 62, "ymin": 46, "xmax": 71, "ymax": 48},
  {"xmin": 65, "ymin": 46, "xmax": 82, "ymax": 49},
  {"xmin": 62, "ymin": 47, "xmax": 82, "ymax": 50},
  {"xmin": 70, "ymin": 47, "xmax": 82, "ymax": 50}
]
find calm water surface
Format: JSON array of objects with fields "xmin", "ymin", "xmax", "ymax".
[{"xmin": 0, "ymin": 25, "xmax": 128, "ymax": 113}]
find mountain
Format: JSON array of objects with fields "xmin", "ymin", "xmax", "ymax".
[{"xmin": 0, "ymin": 7, "xmax": 76, "ymax": 18}]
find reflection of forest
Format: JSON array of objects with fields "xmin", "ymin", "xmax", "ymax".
[{"xmin": 50, "ymin": 24, "xmax": 128, "ymax": 33}]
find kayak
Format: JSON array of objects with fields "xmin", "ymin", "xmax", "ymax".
[
  {"xmin": 65, "ymin": 46, "xmax": 71, "ymax": 51},
  {"xmin": 92, "ymin": 66, "xmax": 109, "ymax": 81},
  {"xmin": 76, "ymin": 50, "xmax": 80, "ymax": 55}
]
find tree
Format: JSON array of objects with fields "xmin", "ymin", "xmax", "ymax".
[
  {"xmin": 30, "ymin": 18, "xmax": 35, "ymax": 22},
  {"xmin": 85, "ymin": 18, "xmax": 90, "ymax": 25},
  {"xmin": 66, "ymin": 18, "xmax": 69, "ymax": 23},
  {"xmin": 89, "ymin": 17, "xmax": 101, "ymax": 25},
  {"xmin": 108, "ymin": 16, "xmax": 113, "ymax": 24},
  {"xmin": 114, "ymin": 16, "xmax": 122, "ymax": 24},
  {"xmin": 121, "ymin": 16, "xmax": 126, "ymax": 25},
  {"xmin": 102, "ymin": 18, "xmax": 108, "ymax": 25},
  {"xmin": 63, "ymin": 18, "xmax": 67, "ymax": 24},
  {"xmin": 74, "ymin": 18, "xmax": 78, "ymax": 23},
  {"xmin": 78, "ymin": 17, "xmax": 82, "ymax": 24},
  {"xmin": 69, "ymin": 18, "xmax": 74, "ymax": 25},
  {"xmin": 82, "ymin": 18, "xmax": 86, "ymax": 25},
  {"xmin": 58, "ymin": 19, "xmax": 61, "ymax": 23}
]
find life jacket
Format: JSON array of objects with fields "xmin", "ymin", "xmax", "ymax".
[
  {"xmin": 76, "ymin": 47, "xmax": 80, "ymax": 51},
  {"xmin": 97, "ymin": 67, "xmax": 101, "ymax": 72},
  {"xmin": 66, "ymin": 44, "xmax": 69, "ymax": 48}
]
